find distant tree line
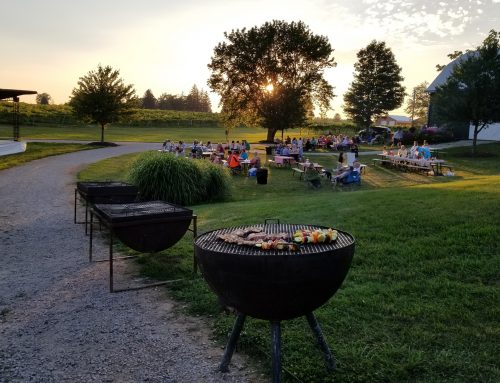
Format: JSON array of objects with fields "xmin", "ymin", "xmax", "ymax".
[{"xmin": 141, "ymin": 85, "xmax": 212, "ymax": 113}]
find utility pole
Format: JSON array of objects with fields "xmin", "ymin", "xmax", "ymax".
[{"xmin": 411, "ymin": 88, "xmax": 416, "ymax": 128}]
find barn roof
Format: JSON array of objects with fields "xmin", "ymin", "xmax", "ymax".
[{"xmin": 426, "ymin": 51, "xmax": 477, "ymax": 93}]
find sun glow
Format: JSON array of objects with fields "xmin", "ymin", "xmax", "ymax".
[{"xmin": 265, "ymin": 83, "xmax": 274, "ymax": 92}]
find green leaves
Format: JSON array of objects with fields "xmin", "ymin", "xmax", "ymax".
[
  {"xmin": 208, "ymin": 20, "xmax": 336, "ymax": 142},
  {"xmin": 343, "ymin": 40, "xmax": 405, "ymax": 128},
  {"xmin": 69, "ymin": 64, "xmax": 136, "ymax": 142}
]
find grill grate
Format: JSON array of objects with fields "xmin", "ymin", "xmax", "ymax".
[
  {"xmin": 93, "ymin": 201, "xmax": 193, "ymax": 223},
  {"xmin": 196, "ymin": 224, "xmax": 353, "ymax": 256}
]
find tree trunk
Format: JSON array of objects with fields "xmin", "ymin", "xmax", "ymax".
[
  {"xmin": 266, "ymin": 127, "xmax": 278, "ymax": 143},
  {"xmin": 472, "ymin": 121, "xmax": 479, "ymax": 156},
  {"xmin": 100, "ymin": 123, "xmax": 105, "ymax": 143}
]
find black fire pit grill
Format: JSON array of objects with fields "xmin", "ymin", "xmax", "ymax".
[
  {"xmin": 89, "ymin": 200, "xmax": 197, "ymax": 292},
  {"xmin": 195, "ymin": 223, "xmax": 355, "ymax": 383},
  {"xmin": 74, "ymin": 181, "xmax": 139, "ymax": 233}
]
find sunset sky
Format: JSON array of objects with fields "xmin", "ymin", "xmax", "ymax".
[{"xmin": 1, "ymin": 0, "xmax": 499, "ymax": 117}]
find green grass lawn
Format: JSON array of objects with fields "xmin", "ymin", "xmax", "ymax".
[
  {"xmin": 0, "ymin": 142, "xmax": 95, "ymax": 171},
  {"xmin": 77, "ymin": 143, "xmax": 500, "ymax": 383},
  {"xmin": 0, "ymin": 123, "xmax": 331, "ymax": 144}
]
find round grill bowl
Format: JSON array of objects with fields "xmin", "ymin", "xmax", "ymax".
[
  {"xmin": 115, "ymin": 219, "xmax": 192, "ymax": 253},
  {"xmin": 195, "ymin": 224, "xmax": 355, "ymax": 321}
]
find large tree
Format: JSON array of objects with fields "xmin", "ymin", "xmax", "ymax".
[
  {"xmin": 405, "ymin": 82, "xmax": 430, "ymax": 126},
  {"xmin": 343, "ymin": 40, "xmax": 405, "ymax": 128},
  {"xmin": 70, "ymin": 64, "xmax": 136, "ymax": 142},
  {"xmin": 432, "ymin": 30, "xmax": 500, "ymax": 154},
  {"xmin": 208, "ymin": 20, "xmax": 336, "ymax": 142},
  {"xmin": 141, "ymin": 89, "xmax": 157, "ymax": 109},
  {"xmin": 36, "ymin": 92, "xmax": 52, "ymax": 105}
]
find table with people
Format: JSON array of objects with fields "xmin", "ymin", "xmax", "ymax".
[{"xmin": 376, "ymin": 141, "xmax": 452, "ymax": 176}]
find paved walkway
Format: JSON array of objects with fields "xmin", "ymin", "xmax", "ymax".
[{"xmin": 0, "ymin": 143, "xmax": 262, "ymax": 382}]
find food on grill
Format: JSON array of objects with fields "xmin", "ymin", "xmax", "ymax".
[
  {"xmin": 233, "ymin": 226, "xmax": 263, "ymax": 237},
  {"xmin": 293, "ymin": 228, "xmax": 338, "ymax": 244},
  {"xmin": 255, "ymin": 240, "xmax": 298, "ymax": 251},
  {"xmin": 216, "ymin": 227, "xmax": 337, "ymax": 251},
  {"xmin": 217, "ymin": 230, "xmax": 297, "ymax": 250}
]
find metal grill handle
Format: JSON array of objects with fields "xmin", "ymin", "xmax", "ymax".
[{"xmin": 264, "ymin": 218, "xmax": 280, "ymax": 225}]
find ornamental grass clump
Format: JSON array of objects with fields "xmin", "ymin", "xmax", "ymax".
[{"xmin": 128, "ymin": 151, "xmax": 230, "ymax": 206}]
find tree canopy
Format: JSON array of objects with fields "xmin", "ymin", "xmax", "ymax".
[
  {"xmin": 343, "ymin": 40, "xmax": 405, "ymax": 128},
  {"xmin": 156, "ymin": 86, "xmax": 211, "ymax": 112},
  {"xmin": 432, "ymin": 30, "xmax": 500, "ymax": 154},
  {"xmin": 69, "ymin": 64, "xmax": 136, "ymax": 142},
  {"xmin": 405, "ymin": 82, "xmax": 430, "ymax": 125},
  {"xmin": 208, "ymin": 20, "xmax": 336, "ymax": 142},
  {"xmin": 141, "ymin": 89, "xmax": 157, "ymax": 109},
  {"xmin": 36, "ymin": 92, "xmax": 52, "ymax": 105}
]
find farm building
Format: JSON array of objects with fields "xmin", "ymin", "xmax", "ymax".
[
  {"xmin": 375, "ymin": 115, "xmax": 412, "ymax": 127},
  {"xmin": 426, "ymin": 52, "xmax": 500, "ymax": 141}
]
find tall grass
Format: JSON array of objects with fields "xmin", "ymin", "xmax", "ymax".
[{"xmin": 128, "ymin": 151, "xmax": 230, "ymax": 205}]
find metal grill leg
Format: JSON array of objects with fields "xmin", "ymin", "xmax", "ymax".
[
  {"xmin": 89, "ymin": 212, "xmax": 93, "ymax": 262},
  {"xmin": 271, "ymin": 321, "xmax": 282, "ymax": 383},
  {"xmin": 306, "ymin": 312, "xmax": 336, "ymax": 370},
  {"xmin": 192, "ymin": 215, "xmax": 198, "ymax": 273},
  {"xmin": 74, "ymin": 189, "xmax": 77, "ymax": 224},
  {"xmin": 109, "ymin": 233, "xmax": 114, "ymax": 293},
  {"xmin": 219, "ymin": 313, "xmax": 246, "ymax": 372}
]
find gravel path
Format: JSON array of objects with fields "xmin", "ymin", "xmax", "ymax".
[{"xmin": 0, "ymin": 143, "xmax": 263, "ymax": 383}]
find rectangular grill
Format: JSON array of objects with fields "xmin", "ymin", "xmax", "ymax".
[
  {"xmin": 76, "ymin": 181, "xmax": 139, "ymax": 197},
  {"xmin": 88, "ymin": 200, "xmax": 197, "ymax": 293},
  {"xmin": 93, "ymin": 201, "xmax": 192, "ymax": 224}
]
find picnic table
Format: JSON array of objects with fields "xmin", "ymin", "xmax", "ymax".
[
  {"xmin": 376, "ymin": 154, "xmax": 451, "ymax": 176},
  {"xmin": 240, "ymin": 159, "xmax": 251, "ymax": 175},
  {"xmin": 298, "ymin": 162, "xmax": 324, "ymax": 173},
  {"xmin": 274, "ymin": 155, "xmax": 294, "ymax": 167}
]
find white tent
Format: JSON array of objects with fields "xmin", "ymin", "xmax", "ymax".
[{"xmin": 0, "ymin": 140, "xmax": 27, "ymax": 156}]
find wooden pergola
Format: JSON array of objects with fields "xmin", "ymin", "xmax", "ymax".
[{"xmin": 0, "ymin": 88, "xmax": 37, "ymax": 141}]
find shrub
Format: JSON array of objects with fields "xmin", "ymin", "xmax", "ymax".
[
  {"xmin": 402, "ymin": 126, "xmax": 454, "ymax": 145},
  {"xmin": 128, "ymin": 151, "xmax": 230, "ymax": 205},
  {"xmin": 417, "ymin": 126, "xmax": 454, "ymax": 144}
]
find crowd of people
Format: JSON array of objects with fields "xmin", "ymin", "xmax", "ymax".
[
  {"xmin": 161, "ymin": 138, "xmax": 261, "ymax": 175},
  {"xmin": 382, "ymin": 140, "xmax": 432, "ymax": 160},
  {"xmin": 279, "ymin": 133, "xmax": 359, "ymax": 154}
]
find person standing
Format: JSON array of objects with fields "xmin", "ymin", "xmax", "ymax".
[{"xmin": 393, "ymin": 127, "xmax": 404, "ymax": 146}]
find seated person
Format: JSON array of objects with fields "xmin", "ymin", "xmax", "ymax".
[
  {"xmin": 240, "ymin": 149, "xmax": 249, "ymax": 161},
  {"xmin": 249, "ymin": 151, "xmax": 261, "ymax": 169},
  {"xmin": 281, "ymin": 146, "xmax": 290, "ymax": 156},
  {"xmin": 332, "ymin": 160, "xmax": 361, "ymax": 184},
  {"xmin": 216, "ymin": 143, "xmax": 224, "ymax": 154},
  {"xmin": 210, "ymin": 153, "xmax": 221, "ymax": 164},
  {"xmin": 397, "ymin": 145, "xmax": 408, "ymax": 158},
  {"xmin": 229, "ymin": 151, "xmax": 241, "ymax": 171},
  {"xmin": 226, "ymin": 151, "xmax": 233, "ymax": 167},
  {"xmin": 419, "ymin": 143, "xmax": 432, "ymax": 160}
]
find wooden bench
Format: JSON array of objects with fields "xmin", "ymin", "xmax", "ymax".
[
  {"xmin": 372, "ymin": 158, "xmax": 389, "ymax": 167},
  {"xmin": 405, "ymin": 164, "xmax": 432, "ymax": 174},
  {"xmin": 291, "ymin": 167, "xmax": 305, "ymax": 180}
]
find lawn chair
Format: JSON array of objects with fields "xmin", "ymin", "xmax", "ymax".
[{"xmin": 333, "ymin": 171, "xmax": 361, "ymax": 191}]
